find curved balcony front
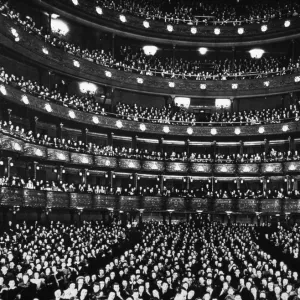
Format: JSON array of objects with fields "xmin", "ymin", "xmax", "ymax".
[
  {"xmin": 0, "ymin": 187, "xmax": 298, "ymax": 214},
  {"xmin": 1, "ymin": 132, "xmax": 300, "ymax": 175},
  {"xmin": 35, "ymin": 0, "xmax": 300, "ymax": 47},
  {"xmin": 2, "ymin": 84, "xmax": 300, "ymax": 137},
  {"xmin": 1, "ymin": 15, "xmax": 300, "ymax": 98}
]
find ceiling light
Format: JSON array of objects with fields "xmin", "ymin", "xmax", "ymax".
[
  {"xmin": 167, "ymin": 25, "xmax": 173, "ymax": 32},
  {"xmin": 72, "ymin": 0, "xmax": 79, "ymax": 5},
  {"xmin": 51, "ymin": 19, "xmax": 69, "ymax": 36},
  {"xmin": 116, "ymin": 120, "xmax": 123, "ymax": 128},
  {"xmin": 187, "ymin": 127, "xmax": 193, "ymax": 135},
  {"xmin": 51, "ymin": 14, "xmax": 60, "ymax": 19},
  {"xmin": 143, "ymin": 20, "xmax": 150, "ymax": 28},
  {"xmin": 211, "ymin": 128, "xmax": 217, "ymax": 135},
  {"xmin": 137, "ymin": 78, "xmax": 144, "ymax": 84},
  {"xmin": 92, "ymin": 116, "xmax": 99, "ymax": 124},
  {"xmin": 21, "ymin": 95, "xmax": 29, "ymax": 105},
  {"xmin": 200, "ymin": 84, "xmax": 207, "ymax": 90},
  {"xmin": 264, "ymin": 81, "xmax": 270, "ymax": 87},
  {"xmin": 143, "ymin": 45, "xmax": 158, "ymax": 56},
  {"xmin": 191, "ymin": 27, "xmax": 197, "ymax": 34},
  {"xmin": 140, "ymin": 124, "xmax": 146, "ymax": 131},
  {"xmin": 238, "ymin": 27, "xmax": 244, "ymax": 34},
  {"xmin": 105, "ymin": 71, "xmax": 112, "ymax": 78},
  {"xmin": 42, "ymin": 48, "xmax": 49, "ymax": 55},
  {"xmin": 168, "ymin": 82, "xmax": 175, "ymax": 88},
  {"xmin": 15, "ymin": 37, "xmax": 20, "ymax": 42},
  {"xmin": 261, "ymin": 25, "xmax": 268, "ymax": 32},
  {"xmin": 11, "ymin": 28, "xmax": 18, "ymax": 37},
  {"xmin": 119, "ymin": 15, "xmax": 126, "ymax": 23},
  {"xmin": 249, "ymin": 48, "xmax": 265, "ymax": 59},
  {"xmin": 163, "ymin": 126, "xmax": 170, "ymax": 134},
  {"xmin": 0, "ymin": 85, "xmax": 7, "ymax": 95},
  {"xmin": 45, "ymin": 103, "xmax": 52, "ymax": 112},
  {"xmin": 282, "ymin": 125, "xmax": 289, "ymax": 132},
  {"xmin": 284, "ymin": 20, "xmax": 291, "ymax": 27},
  {"xmin": 295, "ymin": 76, "xmax": 300, "ymax": 83},
  {"xmin": 198, "ymin": 47, "xmax": 208, "ymax": 55},
  {"xmin": 79, "ymin": 82, "xmax": 98, "ymax": 94},
  {"xmin": 73, "ymin": 60, "xmax": 80, "ymax": 68},
  {"xmin": 258, "ymin": 127, "xmax": 265, "ymax": 134},
  {"xmin": 214, "ymin": 28, "xmax": 220, "ymax": 35},
  {"xmin": 235, "ymin": 128, "xmax": 241, "ymax": 135},
  {"xmin": 69, "ymin": 110, "xmax": 76, "ymax": 119},
  {"xmin": 232, "ymin": 83, "xmax": 238, "ymax": 89},
  {"xmin": 96, "ymin": 6, "xmax": 103, "ymax": 15}
]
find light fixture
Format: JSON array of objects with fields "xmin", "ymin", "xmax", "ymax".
[
  {"xmin": 168, "ymin": 82, "xmax": 175, "ymax": 88},
  {"xmin": 232, "ymin": 83, "xmax": 238, "ymax": 89},
  {"xmin": 79, "ymin": 82, "xmax": 98, "ymax": 94},
  {"xmin": 11, "ymin": 28, "xmax": 18, "ymax": 37},
  {"xmin": 214, "ymin": 28, "xmax": 220, "ymax": 35},
  {"xmin": 42, "ymin": 48, "xmax": 49, "ymax": 55},
  {"xmin": 45, "ymin": 103, "xmax": 52, "ymax": 112},
  {"xmin": 0, "ymin": 85, "xmax": 7, "ymax": 95},
  {"xmin": 261, "ymin": 25, "xmax": 268, "ymax": 32},
  {"xmin": 143, "ymin": 20, "xmax": 150, "ymax": 28},
  {"xmin": 264, "ymin": 81, "xmax": 270, "ymax": 87},
  {"xmin": 10, "ymin": 162, "xmax": 14, "ymax": 167},
  {"xmin": 235, "ymin": 128, "xmax": 241, "ymax": 135},
  {"xmin": 237, "ymin": 27, "xmax": 244, "ymax": 34},
  {"xmin": 72, "ymin": 0, "xmax": 79, "ymax": 5},
  {"xmin": 200, "ymin": 84, "xmax": 207, "ymax": 90},
  {"xmin": 137, "ymin": 78, "xmax": 144, "ymax": 84},
  {"xmin": 284, "ymin": 20, "xmax": 291, "ymax": 28},
  {"xmin": 167, "ymin": 24, "xmax": 173, "ymax": 32},
  {"xmin": 116, "ymin": 120, "xmax": 123, "ymax": 128},
  {"xmin": 258, "ymin": 126, "xmax": 265, "ymax": 134},
  {"xmin": 21, "ymin": 95, "xmax": 29, "ymax": 105},
  {"xmin": 187, "ymin": 127, "xmax": 193, "ymax": 135},
  {"xmin": 290, "ymin": 165, "xmax": 296, "ymax": 171},
  {"xmin": 15, "ymin": 37, "xmax": 20, "ymax": 42},
  {"xmin": 96, "ymin": 6, "xmax": 103, "ymax": 15},
  {"xmin": 191, "ymin": 27, "xmax": 197, "ymax": 34},
  {"xmin": 282, "ymin": 125, "xmax": 289, "ymax": 132},
  {"xmin": 119, "ymin": 15, "xmax": 126, "ymax": 23},
  {"xmin": 51, "ymin": 19, "xmax": 69, "ymax": 36},
  {"xmin": 295, "ymin": 76, "xmax": 300, "ymax": 83},
  {"xmin": 143, "ymin": 45, "xmax": 158, "ymax": 56},
  {"xmin": 69, "ymin": 110, "xmax": 76, "ymax": 119},
  {"xmin": 51, "ymin": 14, "xmax": 60, "ymax": 19},
  {"xmin": 198, "ymin": 47, "xmax": 208, "ymax": 55},
  {"xmin": 0, "ymin": 161, "xmax": 4, "ymax": 166},
  {"xmin": 140, "ymin": 124, "xmax": 146, "ymax": 131},
  {"xmin": 163, "ymin": 126, "xmax": 170, "ymax": 134},
  {"xmin": 92, "ymin": 116, "xmax": 99, "ymax": 124},
  {"xmin": 249, "ymin": 48, "xmax": 265, "ymax": 59},
  {"xmin": 105, "ymin": 71, "xmax": 112, "ymax": 78},
  {"xmin": 73, "ymin": 60, "xmax": 80, "ymax": 68},
  {"xmin": 211, "ymin": 128, "xmax": 217, "ymax": 135}
]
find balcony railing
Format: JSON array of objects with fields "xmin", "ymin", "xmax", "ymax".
[{"xmin": 0, "ymin": 187, "xmax": 297, "ymax": 214}]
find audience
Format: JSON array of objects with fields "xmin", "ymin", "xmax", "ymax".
[
  {"xmin": 96, "ymin": 0, "xmax": 300, "ymax": 25},
  {"xmin": 0, "ymin": 218, "xmax": 298, "ymax": 300},
  {"xmin": 1, "ymin": 1, "xmax": 300, "ymax": 82}
]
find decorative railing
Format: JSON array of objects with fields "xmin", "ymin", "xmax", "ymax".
[
  {"xmin": 0, "ymin": 187, "xmax": 297, "ymax": 214},
  {"xmin": 36, "ymin": 0, "xmax": 300, "ymax": 46},
  {"xmin": 1, "ymin": 85, "xmax": 300, "ymax": 137},
  {"xmin": 1, "ymin": 16, "xmax": 300, "ymax": 97},
  {"xmin": 1, "ymin": 132, "xmax": 300, "ymax": 174}
]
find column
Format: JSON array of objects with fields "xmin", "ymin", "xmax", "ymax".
[
  {"xmin": 109, "ymin": 171, "xmax": 114, "ymax": 188},
  {"xmin": 231, "ymin": 46, "xmax": 236, "ymax": 71},
  {"xmin": 31, "ymin": 116, "xmax": 39, "ymax": 136},
  {"xmin": 112, "ymin": 33, "xmax": 115, "ymax": 59},
  {"xmin": 7, "ymin": 109, "xmax": 12, "ymax": 123},
  {"xmin": 288, "ymin": 136, "xmax": 294, "ymax": 152},
  {"xmin": 108, "ymin": 132, "xmax": 114, "ymax": 147},
  {"xmin": 262, "ymin": 177, "xmax": 267, "ymax": 193},
  {"xmin": 236, "ymin": 178, "xmax": 241, "ymax": 190},
  {"xmin": 212, "ymin": 141, "xmax": 217, "ymax": 161},
  {"xmin": 138, "ymin": 209, "xmax": 144, "ymax": 223},
  {"xmin": 292, "ymin": 40, "xmax": 295, "ymax": 63},
  {"xmin": 239, "ymin": 140, "xmax": 244, "ymax": 156},
  {"xmin": 226, "ymin": 212, "xmax": 232, "ymax": 225},
  {"xmin": 264, "ymin": 139, "xmax": 269, "ymax": 153},
  {"xmin": 159, "ymin": 138, "xmax": 164, "ymax": 153},
  {"xmin": 132, "ymin": 135, "xmax": 137, "ymax": 149},
  {"xmin": 4, "ymin": 157, "xmax": 12, "ymax": 178},
  {"xmin": 168, "ymin": 211, "xmax": 173, "ymax": 225},
  {"xmin": 77, "ymin": 208, "xmax": 83, "ymax": 225},
  {"xmin": 32, "ymin": 161, "xmax": 39, "ymax": 180},
  {"xmin": 160, "ymin": 175, "xmax": 164, "ymax": 192},
  {"xmin": 186, "ymin": 139, "xmax": 190, "ymax": 157},
  {"xmin": 56, "ymin": 122, "xmax": 63, "ymax": 140},
  {"xmin": 285, "ymin": 175, "xmax": 292, "ymax": 192},
  {"xmin": 172, "ymin": 45, "xmax": 176, "ymax": 68},
  {"xmin": 133, "ymin": 173, "xmax": 138, "ymax": 190},
  {"xmin": 57, "ymin": 166, "xmax": 64, "ymax": 182},
  {"xmin": 186, "ymin": 177, "xmax": 190, "ymax": 190},
  {"xmin": 82, "ymin": 128, "xmax": 88, "ymax": 145}
]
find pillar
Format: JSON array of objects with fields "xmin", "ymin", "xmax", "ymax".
[
  {"xmin": 288, "ymin": 136, "xmax": 294, "ymax": 152},
  {"xmin": 32, "ymin": 161, "xmax": 38, "ymax": 180},
  {"xmin": 172, "ymin": 45, "xmax": 176, "ymax": 68},
  {"xmin": 285, "ymin": 176, "xmax": 292, "ymax": 192},
  {"xmin": 56, "ymin": 122, "xmax": 63, "ymax": 140},
  {"xmin": 112, "ymin": 33, "xmax": 115, "ymax": 59},
  {"xmin": 57, "ymin": 165, "xmax": 64, "ymax": 182},
  {"xmin": 7, "ymin": 109, "xmax": 12, "ymax": 123},
  {"xmin": 168, "ymin": 211, "xmax": 173, "ymax": 225},
  {"xmin": 4, "ymin": 157, "xmax": 12, "ymax": 178},
  {"xmin": 239, "ymin": 140, "xmax": 243, "ymax": 156},
  {"xmin": 262, "ymin": 177, "xmax": 267, "ymax": 193},
  {"xmin": 132, "ymin": 135, "xmax": 137, "ymax": 149},
  {"xmin": 264, "ymin": 139, "xmax": 269, "ymax": 153},
  {"xmin": 231, "ymin": 46, "xmax": 236, "ymax": 70},
  {"xmin": 109, "ymin": 171, "xmax": 114, "ymax": 188},
  {"xmin": 108, "ymin": 132, "xmax": 114, "ymax": 147},
  {"xmin": 82, "ymin": 128, "xmax": 88, "ymax": 145},
  {"xmin": 138, "ymin": 209, "xmax": 144, "ymax": 223},
  {"xmin": 160, "ymin": 175, "xmax": 164, "ymax": 192},
  {"xmin": 159, "ymin": 138, "xmax": 164, "ymax": 153},
  {"xmin": 31, "ymin": 116, "xmax": 39, "ymax": 136},
  {"xmin": 212, "ymin": 141, "xmax": 217, "ymax": 161},
  {"xmin": 226, "ymin": 213, "xmax": 232, "ymax": 225},
  {"xmin": 186, "ymin": 139, "xmax": 190, "ymax": 156},
  {"xmin": 133, "ymin": 173, "xmax": 138, "ymax": 191},
  {"xmin": 186, "ymin": 177, "xmax": 190, "ymax": 190}
]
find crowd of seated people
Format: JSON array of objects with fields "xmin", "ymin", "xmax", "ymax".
[
  {"xmin": 1, "ymin": 175, "xmax": 299, "ymax": 200},
  {"xmin": 2, "ymin": 119, "xmax": 300, "ymax": 163},
  {"xmin": 96, "ymin": 0, "xmax": 300, "ymax": 25},
  {"xmin": 0, "ymin": 219, "xmax": 300, "ymax": 300},
  {"xmin": 1, "ymin": 2, "xmax": 300, "ymax": 81}
]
